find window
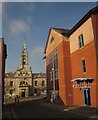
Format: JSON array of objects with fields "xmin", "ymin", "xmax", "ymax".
[
  {"xmin": 35, "ymin": 89, "xmax": 37, "ymax": 94},
  {"xmin": 54, "ymin": 50, "xmax": 58, "ymax": 78},
  {"xmin": 10, "ymin": 81, "xmax": 13, "ymax": 86},
  {"xmin": 49, "ymin": 50, "xmax": 59, "ymax": 91},
  {"xmin": 20, "ymin": 81, "xmax": 27, "ymax": 86},
  {"xmin": 82, "ymin": 59, "xmax": 86, "ymax": 73},
  {"xmin": 78, "ymin": 34, "xmax": 84, "ymax": 48},
  {"xmin": 49, "ymin": 54, "xmax": 53, "ymax": 81},
  {"xmin": 50, "ymin": 81, "xmax": 53, "ymax": 90},
  {"xmin": 10, "ymin": 90, "xmax": 13, "ymax": 94},
  {"xmin": 35, "ymin": 81, "xmax": 37, "ymax": 86},
  {"xmin": 42, "ymin": 80, "xmax": 45, "ymax": 86},
  {"xmin": 50, "ymin": 37, "xmax": 54, "ymax": 43},
  {"xmin": 55, "ymin": 80, "xmax": 59, "ymax": 91},
  {"xmin": 54, "ymin": 50, "xmax": 59, "ymax": 91},
  {"xmin": 50, "ymin": 71, "xmax": 53, "ymax": 81}
]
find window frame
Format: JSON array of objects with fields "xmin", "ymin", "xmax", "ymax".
[
  {"xmin": 78, "ymin": 34, "xmax": 84, "ymax": 48},
  {"xmin": 50, "ymin": 37, "xmax": 54, "ymax": 44},
  {"xmin": 81, "ymin": 59, "xmax": 86, "ymax": 73}
]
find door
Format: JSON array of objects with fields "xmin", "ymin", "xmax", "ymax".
[
  {"xmin": 83, "ymin": 89, "xmax": 91, "ymax": 106},
  {"xmin": 22, "ymin": 91, "xmax": 25, "ymax": 97}
]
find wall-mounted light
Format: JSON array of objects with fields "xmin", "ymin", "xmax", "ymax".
[
  {"xmin": 73, "ymin": 85, "xmax": 75, "ymax": 88},
  {"xmin": 52, "ymin": 68, "xmax": 54, "ymax": 71}
]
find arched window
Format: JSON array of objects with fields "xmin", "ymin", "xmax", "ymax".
[
  {"xmin": 42, "ymin": 80, "xmax": 45, "ymax": 86},
  {"xmin": 10, "ymin": 81, "xmax": 13, "ymax": 86},
  {"xmin": 20, "ymin": 81, "xmax": 28, "ymax": 86}
]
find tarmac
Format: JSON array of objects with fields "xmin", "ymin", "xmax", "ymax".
[{"xmin": 2, "ymin": 96, "xmax": 98, "ymax": 119}]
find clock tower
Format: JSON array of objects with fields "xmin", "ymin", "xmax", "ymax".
[{"xmin": 20, "ymin": 43, "xmax": 28, "ymax": 69}]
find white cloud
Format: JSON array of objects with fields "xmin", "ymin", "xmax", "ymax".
[
  {"xmin": 31, "ymin": 46, "xmax": 44, "ymax": 58},
  {"xmin": 6, "ymin": 19, "xmax": 31, "ymax": 46},
  {"xmin": 29, "ymin": 46, "xmax": 45, "ymax": 73},
  {"xmin": 10, "ymin": 19, "xmax": 30, "ymax": 35}
]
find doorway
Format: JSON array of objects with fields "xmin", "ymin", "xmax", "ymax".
[
  {"xmin": 83, "ymin": 89, "xmax": 91, "ymax": 106},
  {"xmin": 22, "ymin": 91, "xmax": 25, "ymax": 97}
]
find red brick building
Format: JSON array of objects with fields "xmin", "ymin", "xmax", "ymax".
[
  {"xmin": 69, "ymin": 6, "xmax": 98, "ymax": 108},
  {"xmin": 44, "ymin": 6, "xmax": 98, "ymax": 108},
  {"xmin": 44, "ymin": 28, "xmax": 73, "ymax": 106}
]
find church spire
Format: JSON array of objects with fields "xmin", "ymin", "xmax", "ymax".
[
  {"xmin": 23, "ymin": 42, "xmax": 26, "ymax": 48},
  {"xmin": 20, "ymin": 43, "xmax": 28, "ymax": 69}
]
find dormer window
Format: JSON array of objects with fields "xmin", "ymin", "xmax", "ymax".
[{"xmin": 50, "ymin": 37, "xmax": 54, "ymax": 43}]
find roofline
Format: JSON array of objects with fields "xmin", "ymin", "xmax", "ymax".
[
  {"xmin": 68, "ymin": 6, "xmax": 98, "ymax": 36},
  {"xmin": 44, "ymin": 27, "xmax": 70, "ymax": 53},
  {"xmin": 44, "ymin": 28, "xmax": 51, "ymax": 54},
  {"xmin": 52, "ymin": 27, "xmax": 70, "ymax": 31},
  {"xmin": 44, "ymin": 6, "xmax": 98, "ymax": 54}
]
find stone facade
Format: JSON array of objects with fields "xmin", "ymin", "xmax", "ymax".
[
  {"xmin": 4, "ymin": 44, "xmax": 33, "ymax": 98},
  {"xmin": 4, "ymin": 44, "xmax": 46, "ymax": 99},
  {"xmin": 33, "ymin": 73, "xmax": 46, "ymax": 96}
]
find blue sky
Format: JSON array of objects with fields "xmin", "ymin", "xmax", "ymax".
[{"xmin": 2, "ymin": 2, "xmax": 96, "ymax": 73}]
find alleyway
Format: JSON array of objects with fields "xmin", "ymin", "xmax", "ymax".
[{"xmin": 2, "ymin": 97, "xmax": 97, "ymax": 119}]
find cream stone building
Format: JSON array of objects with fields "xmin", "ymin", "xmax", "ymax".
[
  {"xmin": 4, "ymin": 44, "xmax": 33, "ymax": 98},
  {"xmin": 4, "ymin": 44, "xmax": 46, "ymax": 99},
  {"xmin": 33, "ymin": 73, "xmax": 46, "ymax": 96}
]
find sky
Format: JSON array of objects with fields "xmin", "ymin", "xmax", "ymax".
[{"xmin": 1, "ymin": 2, "xmax": 96, "ymax": 73}]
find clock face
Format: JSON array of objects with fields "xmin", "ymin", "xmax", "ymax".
[
  {"xmin": 23, "ymin": 58, "xmax": 26, "ymax": 64},
  {"xmin": 23, "ymin": 59, "xmax": 25, "ymax": 62}
]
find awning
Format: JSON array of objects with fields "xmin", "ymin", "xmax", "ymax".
[{"xmin": 71, "ymin": 78, "xmax": 94, "ymax": 82}]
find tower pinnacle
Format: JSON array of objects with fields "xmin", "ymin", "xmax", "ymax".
[
  {"xmin": 20, "ymin": 43, "xmax": 28, "ymax": 69},
  {"xmin": 23, "ymin": 43, "xmax": 26, "ymax": 48}
]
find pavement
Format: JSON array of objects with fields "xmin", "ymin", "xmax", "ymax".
[
  {"xmin": 42, "ymin": 100, "xmax": 98, "ymax": 119},
  {"xmin": 4, "ymin": 95, "xmax": 42, "ymax": 104}
]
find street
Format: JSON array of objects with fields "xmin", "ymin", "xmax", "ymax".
[{"xmin": 2, "ymin": 97, "xmax": 97, "ymax": 119}]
